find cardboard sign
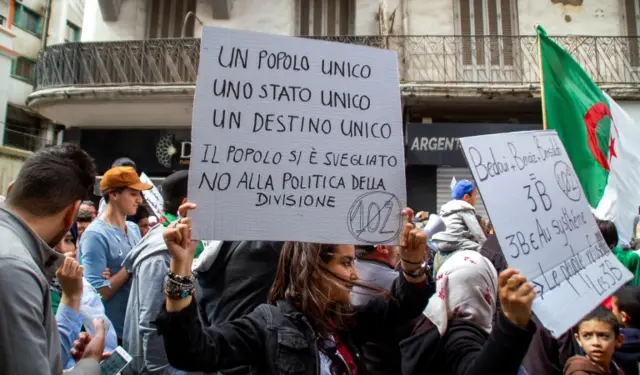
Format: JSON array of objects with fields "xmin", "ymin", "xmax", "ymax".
[
  {"xmin": 460, "ymin": 130, "xmax": 633, "ymax": 337},
  {"xmin": 139, "ymin": 173, "xmax": 163, "ymax": 218},
  {"xmin": 187, "ymin": 27, "xmax": 406, "ymax": 244}
]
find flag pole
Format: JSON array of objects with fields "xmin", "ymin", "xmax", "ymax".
[{"xmin": 536, "ymin": 25, "xmax": 549, "ymax": 130}]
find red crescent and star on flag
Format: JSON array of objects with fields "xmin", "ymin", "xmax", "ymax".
[{"xmin": 583, "ymin": 102, "xmax": 619, "ymax": 171}]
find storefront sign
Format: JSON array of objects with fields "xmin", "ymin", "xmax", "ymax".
[
  {"xmin": 80, "ymin": 129, "xmax": 191, "ymax": 176},
  {"xmin": 407, "ymin": 123, "xmax": 541, "ymax": 166}
]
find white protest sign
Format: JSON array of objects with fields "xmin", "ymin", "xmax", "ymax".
[
  {"xmin": 460, "ymin": 130, "xmax": 632, "ymax": 337},
  {"xmin": 139, "ymin": 173, "xmax": 163, "ymax": 218},
  {"xmin": 187, "ymin": 27, "xmax": 406, "ymax": 244}
]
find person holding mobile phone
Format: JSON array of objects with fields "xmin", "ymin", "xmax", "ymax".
[{"xmin": 0, "ymin": 144, "xmax": 106, "ymax": 375}]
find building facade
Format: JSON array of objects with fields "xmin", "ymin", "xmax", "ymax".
[
  {"xmin": 0, "ymin": 0, "xmax": 85, "ymax": 193},
  {"xmin": 26, "ymin": 0, "xmax": 640, "ymax": 214}
]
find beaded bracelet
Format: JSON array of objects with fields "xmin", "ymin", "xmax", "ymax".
[
  {"xmin": 167, "ymin": 271, "xmax": 195, "ymax": 285},
  {"xmin": 164, "ymin": 273, "xmax": 195, "ymax": 300}
]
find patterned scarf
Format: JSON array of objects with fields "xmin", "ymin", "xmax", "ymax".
[{"xmin": 424, "ymin": 250, "xmax": 498, "ymax": 336}]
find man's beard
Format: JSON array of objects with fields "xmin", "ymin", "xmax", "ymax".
[{"xmin": 48, "ymin": 228, "xmax": 69, "ymax": 248}]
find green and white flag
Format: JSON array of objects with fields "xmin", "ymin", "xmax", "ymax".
[{"xmin": 538, "ymin": 25, "xmax": 640, "ymax": 244}]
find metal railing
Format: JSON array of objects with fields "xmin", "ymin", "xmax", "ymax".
[{"xmin": 33, "ymin": 35, "xmax": 640, "ymax": 91}]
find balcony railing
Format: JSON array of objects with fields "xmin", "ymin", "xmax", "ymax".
[{"xmin": 33, "ymin": 35, "xmax": 640, "ymax": 91}]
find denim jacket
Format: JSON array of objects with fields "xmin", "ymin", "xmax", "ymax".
[{"xmin": 153, "ymin": 273, "xmax": 432, "ymax": 375}]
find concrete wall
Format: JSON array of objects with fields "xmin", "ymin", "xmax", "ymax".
[
  {"xmin": 8, "ymin": 77, "xmax": 32, "ymax": 106},
  {"xmin": 406, "ymin": 0, "xmax": 455, "ymax": 35},
  {"xmin": 517, "ymin": 0, "xmax": 623, "ymax": 36},
  {"xmin": 0, "ymin": 1, "xmax": 8, "ymax": 21},
  {"xmin": 68, "ymin": 0, "xmax": 83, "ymax": 24},
  {"xmin": 0, "ymin": 26, "xmax": 15, "ymax": 144},
  {"xmin": 48, "ymin": 0, "xmax": 85, "ymax": 45},
  {"xmin": 12, "ymin": 0, "xmax": 79, "ymax": 54},
  {"xmin": 14, "ymin": 0, "xmax": 45, "ymax": 58},
  {"xmin": 82, "ymin": 0, "xmax": 145, "ymax": 41},
  {"xmin": 0, "ymin": 146, "xmax": 32, "ymax": 194},
  {"xmin": 195, "ymin": 0, "xmax": 295, "ymax": 35},
  {"xmin": 0, "ymin": 56, "xmax": 10, "ymax": 115},
  {"xmin": 79, "ymin": 0, "xmax": 631, "ymax": 44}
]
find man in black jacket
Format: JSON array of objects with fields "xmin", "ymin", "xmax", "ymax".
[{"xmin": 194, "ymin": 240, "xmax": 284, "ymax": 375}]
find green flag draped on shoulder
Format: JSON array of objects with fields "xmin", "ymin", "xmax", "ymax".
[{"xmin": 537, "ymin": 25, "xmax": 640, "ymax": 244}]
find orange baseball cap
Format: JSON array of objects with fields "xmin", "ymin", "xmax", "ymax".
[{"xmin": 100, "ymin": 166, "xmax": 153, "ymax": 193}]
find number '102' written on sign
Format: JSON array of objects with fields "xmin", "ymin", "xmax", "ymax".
[{"xmin": 346, "ymin": 191, "xmax": 403, "ymax": 244}]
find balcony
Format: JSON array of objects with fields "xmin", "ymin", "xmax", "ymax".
[{"xmin": 28, "ymin": 35, "xmax": 640, "ymax": 127}]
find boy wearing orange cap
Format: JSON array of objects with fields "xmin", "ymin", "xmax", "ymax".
[{"xmin": 79, "ymin": 166, "xmax": 152, "ymax": 343}]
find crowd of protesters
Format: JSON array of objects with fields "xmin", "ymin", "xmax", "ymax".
[{"xmin": 0, "ymin": 145, "xmax": 639, "ymax": 375}]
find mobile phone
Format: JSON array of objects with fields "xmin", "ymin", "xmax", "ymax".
[{"xmin": 100, "ymin": 346, "xmax": 132, "ymax": 375}]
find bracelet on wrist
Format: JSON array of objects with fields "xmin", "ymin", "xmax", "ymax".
[
  {"xmin": 164, "ymin": 275, "xmax": 195, "ymax": 300},
  {"xmin": 400, "ymin": 257, "xmax": 423, "ymax": 265},
  {"xmin": 167, "ymin": 271, "xmax": 195, "ymax": 284},
  {"xmin": 400, "ymin": 264, "xmax": 427, "ymax": 278},
  {"xmin": 164, "ymin": 286, "xmax": 195, "ymax": 300}
]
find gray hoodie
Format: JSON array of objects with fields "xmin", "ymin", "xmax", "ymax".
[
  {"xmin": 121, "ymin": 224, "xmax": 187, "ymax": 375},
  {"xmin": 431, "ymin": 199, "xmax": 487, "ymax": 252}
]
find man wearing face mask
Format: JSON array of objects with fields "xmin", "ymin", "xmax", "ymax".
[{"xmin": 0, "ymin": 144, "xmax": 106, "ymax": 374}]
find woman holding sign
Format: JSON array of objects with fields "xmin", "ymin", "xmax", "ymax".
[
  {"xmin": 154, "ymin": 203, "xmax": 432, "ymax": 375},
  {"xmin": 400, "ymin": 250, "xmax": 537, "ymax": 375}
]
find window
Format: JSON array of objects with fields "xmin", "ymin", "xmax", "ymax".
[
  {"xmin": 623, "ymin": 0, "xmax": 640, "ymax": 66},
  {"xmin": 146, "ymin": 0, "xmax": 197, "ymax": 38},
  {"xmin": 458, "ymin": 0, "xmax": 516, "ymax": 66},
  {"xmin": 11, "ymin": 56, "xmax": 35, "ymax": 82},
  {"xmin": 13, "ymin": 2, "xmax": 43, "ymax": 37},
  {"xmin": 65, "ymin": 21, "xmax": 81, "ymax": 42},
  {"xmin": 298, "ymin": 0, "xmax": 355, "ymax": 36},
  {"xmin": 0, "ymin": 14, "xmax": 6, "ymax": 27},
  {"xmin": 4, "ymin": 105, "xmax": 43, "ymax": 152}
]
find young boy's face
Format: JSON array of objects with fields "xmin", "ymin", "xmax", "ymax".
[
  {"xmin": 463, "ymin": 188, "xmax": 478, "ymax": 207},
  {"xmin": 574, "ymin": 319, "xmax": 624, "ymax": 368}
]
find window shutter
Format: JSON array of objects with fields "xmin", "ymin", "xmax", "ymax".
[
  {"xmin": 460, "ymin": 0, "xmax": 472, "ymax": 65},
  {"xmin": 500, "ymin": 0, "xmax": 514, "ymax": 65},
  {"xmin": 625, "ymin": 0, "xmax": 640, "ymax": 66},
  {"xmin": 473, "ymin": 0, "xmax": 485, "ymax": 64}
]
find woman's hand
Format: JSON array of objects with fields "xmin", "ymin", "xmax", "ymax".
[
  {"xmin": 163, "ymin": 202, "xmax": 198, "ymax": 276},
  {"xmin": 399, "ymin": 208, "xmax": 427, "ymax": 282},
  {"xmin": 57, "ymin": 257, "xmax": 84, "ymax": 311},
  {"xmin": 498, "ymin": 268, "xmax": 536, "ymax": 329},
  {"xmin": 399, "ymin": 208, "xmax": 427, "ymax": 262}
]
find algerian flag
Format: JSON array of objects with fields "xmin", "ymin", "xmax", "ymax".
[{"xmin": 538, "ymin": 25, "xmax": 640, "ymax": 244}]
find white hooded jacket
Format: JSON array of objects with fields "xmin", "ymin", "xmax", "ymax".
[{"xmin": 431, "ymin": 199, "xmax": 487, "ymax": 252}]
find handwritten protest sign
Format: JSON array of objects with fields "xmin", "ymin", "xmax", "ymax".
[
  {"xmin": 140, "ymin": 173, "xmax": 163, "ymax": 218},
  {"xmin": 187, "ymin": 27, "xmax": 406, "ymax": 244},
  {"xmin": 460, "ymin": 130, "xmax": 633, "ymax": 337}
]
